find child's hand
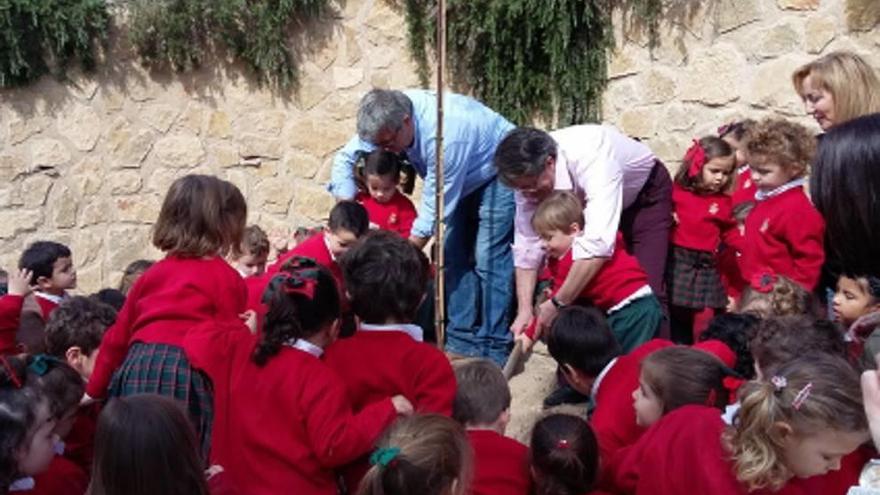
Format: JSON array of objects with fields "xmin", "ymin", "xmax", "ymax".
[
  {"xmin": 239, "ymin": 310, "xmax": 257, "ymax": 335},
  {"xmin": 268, "ymin": 228, "xmax": 291, "ymax": 255},
  {"xmin": 672, "ymin": 212, "xmax": 679, "ymax": 225},
  {"xmin": 516, "ymin": 332, "xmax": 535, "ymax": 352},
  {"xmin": 391, "ymin": 395, "xmax": 414, "ymax": 416},
  {"xmin": 7, "ymin": 269, "xmax": 33, "ymax": 297}
]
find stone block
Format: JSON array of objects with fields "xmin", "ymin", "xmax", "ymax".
[
  {"xmin": 640, "ymin": 68, "xmax": 677, "ymax": 104},
  {"xmin": 178, "ymin": 103, "xmax": 205, "ymax": 135},
  {"xmin": 778, "ymin": 0, "xmax": 819, "ymax": 9},
  {"xmin": 748, "ymin": 55, "xmax": 814, "ymax": 115},
  {"xmin": 297, "ymin": 66, "xmax": 334, "ymax": 110},
  {"xmin": 681, "ymin": 44, "xmax": 746, "ymax": 106},
  {"xmin": 7, "ymin": 113, "xmax": 49, "ymax": 145},
  {"xmin": 115, "ymin": 195, "xmax": 162, "ymax": 224},
  {"xmin": 286, "ymin": 153, "xmax": 322, "ymax": 179},
  {"xmin": 333, "ymin": 67, "xmax": 365, "ymax": 89},
  {"xmin": 714, "ymin": 0, "xmax": 761, "ymax": 34},
  {"xmin": 30, "ymin": 138, "xmax": 71, "ymax": 170},
  {"xmin": 211, "ymin": 142, "xmax": 242, "ymax": 168},
  {"xmin": 107, "ymin": 119, "xmax": 155, "ymax": 168},
  {"xmin": 154, "ymin": 134, "xmax": 205, "ymax": 168},
  {"xmin": 292, "ymin": 185, "xmax": 336, "ymax": 221},
  {"xmin": 0, "ymin": 209, "xmax": 43, "ymax": 239},
  {"xmin": 664, "ymin": 105, "xmax": 697, "ymax": 133},
  {"xmin": 20, "ymin": 174, "xmax": 54, "ymax": 208},
  {"xmin": 756, "ymin": 22, "xmax": 802, "ymax": 59},
  {"xmin": 108, "ymin": 171, "xmax": 143, "ymax": 195},
  {"xmin": 79, "ymin": 197, "xmax": 112, "ymax": 227},
  {"xmin": 207, "ymin": 111, "xmax": 233, "ymax": 139},
  {"xmin": 618, "ymin": 107, "xmax": 656, "ymax": 139},
  {"xmin": 106, "ymin": 225, "xmax": 154, "ymax": 270},
  {"xmin": 142, "ymin": 103, "xmax": 181, "ymax": 134},
  {"xmin": 343, "ymin": 26, "xmax": 363, "ymax": 65},
  {"xmin": 73, "ymin": 263, "xmax": 101, "ymax": 294},
  {"xmin": 254, "ymin": 179, "xmax": 295, "ymax": 215},
  {"xmin": 70, "ymin": 228, "xmax": 104, "ymax": 266},
  {"xmin": 57, "ymin": 104, "xmax": 102, "ymax": 151},
  {"xmin": 286, "ymin": 118, "xmax": 351, "ymax": 158},
  {"xmin": 69, "ymin": 157, "xmax": 105, "ymax": 196},
  {"xmin": 0, "ymin": 154, "xmax": 26, "ymax": 182},
  {"xmin": 847, "ymin": 0, "xmax": 880, "ymax": 31},
  {"xmin": 49, "ymin": 185, "xmax": 78, "ymax": 229},
  {"xmin": 805, "ymin": 16, "xmax": 836, "ymax": 54},
  {"xmin": 608, "ymin": 45, "xmax": 641, "ymax": 79},
  {"xmin": 238, "ymin": 134, "xmax": 283, "ymax": 160}
]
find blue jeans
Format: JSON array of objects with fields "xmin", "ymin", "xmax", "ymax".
[{"xmin": 443, "ymin": 178, "xmax": 515, "ymax": 365}]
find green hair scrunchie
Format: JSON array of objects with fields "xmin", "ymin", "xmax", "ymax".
[{"xmin": 369, "ymin": 447, "xmax": 401, "ymax": 468}]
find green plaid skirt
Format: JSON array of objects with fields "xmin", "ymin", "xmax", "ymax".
[
  {"xmin": 107, "ymin": 342, "xmax": 213, "ymax": 461},
  {"xmin": 667, "ymin": 245, "xmax": 726, "ymax": 309}
]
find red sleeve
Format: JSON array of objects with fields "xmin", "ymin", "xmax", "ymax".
[
  {"xmin": 30, "ymin": 455, "xmax": 88, "ymax": 495},
  {"xmin": 409, "ymin": 347, "xmax": 456, "ymax": 415},
  {"xmin": 0, "ymin": 295, "xmax": 23, "ymax": 355},
  {"xmin": 394, "ymin": 195, "xmax": 417, "ymax": 239},
  {"xmin": 182, "ymin": 321, "xmax": 252, "ymax": 382},
  {"xmin": 85, "ymin": 282, "xmax": 142, "ymax": 398},
  {"xmin": 780, "ymin": 206, "xmax": 825, "ymax": 289},
  {"xmin": 302, "ymin": 369, "xmax": 397, "ymax": 468}
]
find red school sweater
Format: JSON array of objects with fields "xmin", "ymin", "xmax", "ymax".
[
  {"xmin": 183, "ymin": 321, "xmax": 397, "ymax": 495},
  {"xmin": 671, "ymin": 184, "xmax": 737, "ymax": 253},
  {"xmin": 737, "ymin": 187, "xmax": 824, "ymax": 291},
  {"xmin": 355, "ymin": 191, "xmax": 417, "ymax": 239},
  {"xmin": 548, "ymin": 233, "xmax": 650, "ymax": 313},
  {"xmin": 468, "ymin": 430, "xmax": 531, "ymax": 495},
  {"xmin": 0, "ymin": 294, "xmax": 23, "ymax": 355},
  {"xmin": 63, "ymin": 403, "xmax": 100, "ymax": 476},
  {"xmin": 731, "ymin": 166, "xmax": 757, "ymax": 207},
  {"xmin": 26, "ymin": 455, "xmax": 88, "ymax": 495},
  {"xmin": 85, "ymin": 255, "xmax": 247, "ymax": 398}
]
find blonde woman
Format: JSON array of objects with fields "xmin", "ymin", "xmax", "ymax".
[{"xmin": 793, "ymin": 51, "xmax": 880, "ymax": 131}]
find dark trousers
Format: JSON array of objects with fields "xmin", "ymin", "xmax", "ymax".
[{"xmin": 620, "ymin": 161, "xmax": 673, "ymax": 338}]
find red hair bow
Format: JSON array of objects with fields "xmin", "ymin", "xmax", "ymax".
[
  {"xmin": 262, "ymin": 257, "xmax": 321, "ymax": 303},
  {"xmin": 750, "ymin": 272, "xmax": 777, "ymax": 294},
  {"xmin": 684, "ymin": 140, "xmax": 707, "ymax": 179}
]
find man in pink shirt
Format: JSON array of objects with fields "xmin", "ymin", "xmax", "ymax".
[{"xmin": 494, "ymin": 125, "xmax": 672, "ymax": 343}]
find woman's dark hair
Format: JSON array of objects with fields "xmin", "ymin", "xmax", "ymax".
[
  {"xmin": 89, "ymin": 394, "xmax": 209, "ymax": 495},
  {"xmin": 45, "ymin": 296, "xmax": 117, "ymax": 358},
  {"xmin": 152, "ymin": 174, "xmax": 247, "ymax": 258},
  {"xmin": 699, "ymin": 313, "xmax": 760, "ymax": 379},
  {"xmin": 0, "ymin": 355, "xmax": 41, "ymax": 491},
  {"xmin": 252, "ymin": 258, "xmax": 340, "ymax": 366},
  {"xmin": 811, "ymin": 112, "xmax": 880, "ymax": 278},
  {"xmin": 674, "ymin": 136, "xmax": 735, "ymax": 193},
  {"xmin": 493, "ymin": 127, "xmax": 558, "ymax": 186},
  {"xmin": 340, "ymin": 230, "xmax": 429, "ymax": 324},
  {"xmin": 530, "ymin": 414, "xmax": 599, "ymax": 495}
]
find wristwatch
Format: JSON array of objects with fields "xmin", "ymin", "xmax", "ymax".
[{"xmin": 550, "ymin": 296, "xmax": 566, "ymax": 309}]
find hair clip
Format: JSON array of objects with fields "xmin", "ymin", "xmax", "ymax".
[
  {"xmin": 770, "ymin": 375, "xmax": 787, "ymax": 392},
  {"xmin": 751, "ymin": 272, "xmax": 778, "ymax": 294},
  {"xmin": 685, "ymin": 140, "xmax": 708, "ymax": 179},
  {"xmin": 262, "ymin": 258, "xmax": 321, "ymax": 304},
  {"xmin": 370, "ymin": 446, "xmax": 401, "ymax": 468},
  {"xmin": 28, "ymin": 354, "xmax": 60, "ymax": 377},
  {"xmin": 557, "ymin": 439, "xmax": 570, "ymax": 449},
  {"xmin": 0, "ymin": 356, "xmax": 22, "ymax": 389},
  {"xmin": 792, "ymin": 382, "xmax": 813, "ymax": 410},
  {"xmin": 717, "ymin": 123, "xmax": 734, "ymax": 137}
]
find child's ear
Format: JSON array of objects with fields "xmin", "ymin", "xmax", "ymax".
[
  {"xmin": 328, "ymin": 318, "xmax": 342, "ymax": 342},
  {"xmin": 65, "ymin": 347, "xmax": 85, "ymax": 372},
  {"xmin": 34, "ymin": 275, "xmax": 52, "ymax": 290},
  {"xmin": 567, "ymin": 222, "xmax": 582, "ymax": 236},
  {"xmin": 771, "ymin": 421, "xmax": 795, "ymax": 444}
]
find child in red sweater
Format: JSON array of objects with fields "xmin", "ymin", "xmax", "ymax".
[
  {"xmin": 719, "ymin": 120, "xmax": 757, "ymax": 207},
  {"xmin": 531, "ymin": 191, "xmax": 662, "ymax": 352},
  {"xmin": 227, "ymin": 225, "xmax": 269, "ymax": 278},
  {"xmin": 84, "ymin": 174, "xmax": 249, "ymax": 459},
  {"xmin": 738, "ymin": 119, "xmax": 825, "ymax": 291},
  {"xmin": 0, "ymin": 268, "xmax": 32, "ymax": 355},
  {"xmin": 452, "ymin": 359, "xmax": 530, "ymax": 495},
  {"xmin": 354, "ymin": 150, "xmax": 417, "ymax": 238},
  {"xmin": 530, "ymin": 414, "xmax": 601, "ymax": 495},
  {"xmin": 184, "ymin": 258, "xmax": 411, "ymax": 495},
  {"xmin": 90, "ymin": 394, "xmax": 240, "ymax": 495},
  {"xmin": 612, "ymin": 353, "xmax": 868, "ymax": 495},
  {"xmin": 667, "ymin": 137, "xmax": 737, "ymax": 344},
  {"xmin": 323, "ymin": 230, "xmax": 456, "ymax": 490},
  {"xmin": 15, "ymin": 242, "xmax": 78, "ymax": 354}
]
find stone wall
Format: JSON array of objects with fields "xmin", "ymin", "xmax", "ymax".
[{"xmin": 1, "ymin": 0, "xmax": 878, "ymax": 293}]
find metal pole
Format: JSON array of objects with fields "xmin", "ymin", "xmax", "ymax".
[{"xmin": 434, "ymin": 0, "xmax": 447, "ymax": 351}]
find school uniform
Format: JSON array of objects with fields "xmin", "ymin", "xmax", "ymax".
[
  {"xmin": 184, "ymin": 321, "xmax": 397, "ymax": 495},
  {"xmin": 668, "ymin": 184, "xmax": 736, "ymax": 310},
  {"xmin": 323, "ymin": 323, "xmax": 456, "ymax": 490},
  {"xmin": 14, "ymin": 292, "xmax": 66, "ymax": 355},
  {"xmin": 33, "ymin": 292, "xmax": 63, "ymax": 321},
  {"xmin": 731, "ymin": 165, "xmax": 756, "ymax": 207},
  {"xmin": 547, "ymin": 233, "xmax": 662, "ymax": 352},
  {"xmin": 85, "ymin": 255, "xmax": 247, "ymax": 458},
  {"xmin": 467, "ymin": 429, "xmax": 531, "ymax": 495},
  {"xmin": 26, "ymin": 455, "xmax": 88, "ymax": 495},
  {"xmin": 63, "ymin": 403, "xmax": 99, "ymax": 476},
  {"xmin": 0, "ymin": 294, "xmax": 23, "ymax": 354},
  {"xmin": 263, "ymin": 233, "xmax": 346, "ymax": 310},
  {"xmin": 738, "ymin": 179, "xmax": 825, "ymax": 291},
  {"xmin": 356, "ymin": 191, "xmax": 418, "ymax": 238}
]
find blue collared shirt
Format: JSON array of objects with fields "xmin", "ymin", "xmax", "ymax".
[{"xmin": 328, "ymin": 90, "xmax": 515, "ymax": 238}]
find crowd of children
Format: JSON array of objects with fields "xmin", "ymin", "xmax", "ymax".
[{"xmin": 0, "ymin": 105, "xmax": 878, "ymax": 495}]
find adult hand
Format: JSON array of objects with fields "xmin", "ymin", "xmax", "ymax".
[
  {"xmin": 7, "ymin": 269, "xmax": 33, "ymax": 297},
  {"xmin": 510, "ymin": 310, "xmax": 533, "ymax": 336},
  {"xmin": 535, "ymin": 298, "xmax": 559, "ymax": 341},
  {"xmin": 409, "ymin": 235, "xmax": 429, "ymax": 250},
  {"xmin": 862, "ymin": 365, "xmax": 880, "ymax": 450}
]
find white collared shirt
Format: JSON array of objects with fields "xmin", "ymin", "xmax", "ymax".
[
  {"xmin": 285, "ymin": 338, "xmax": 324, "ymax": 358},
  {"xmin": 359, "ymin": 323, "xmax": 424, "ymax": 342},
  {"xmin": 322, "ymin": 233, "xmax": 337, "ymax": 262},
  {"xmin": 34, "ymin": 291, "xmax": 65, "ymax": 305},
  {"xmin": 754, "ymin": 177, "xmax": 806, "ymax": 202},
  {"xmin": 590, "ymin": 357, "xmax": 619, "ymax": 401}
]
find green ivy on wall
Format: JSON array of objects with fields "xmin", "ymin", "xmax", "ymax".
[
  {"xmin": 404, "ymin": 0, "xmax": 662, "ymax": 126},
  {"xmin": 0, "ymin": 0, "xmax": 109, "ymax": 87}
]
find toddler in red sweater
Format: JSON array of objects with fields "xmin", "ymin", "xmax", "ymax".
[
  {"xmin": 354, "ymin": 150, "xmax": 417, "ymax": 238},
  {"xmin": 532, "ymin": 191, "xmax": 662, "ymax": 352},
  {"xmin": 227, "ymin": 225, "xmax": 269, "ymax": 278},
  {"xmin": 452, "ymin": 358, "xmax": 530, "ymax": 495},
  {"xmin": 530, "ymin": 414, "xmax": 601, "ymax": 495},
  {"xmin": 738, "ymin": 118, "xmax": 825, "ymax": 291},
  {"xmin": 667, "ymin": 137, "xmax": 737, "ymax": 344},
  {"xmin": 719, "ymin": 120, "xmax": 757, "ymax": 207},
  {"xmin": 85, "ymin": 174, "xmax": 250, "ymax": 459}
]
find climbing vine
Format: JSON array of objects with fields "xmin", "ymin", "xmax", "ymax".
[{"xmin": 403, "ymin": 0, "xmax": 662, "ymax": 125}]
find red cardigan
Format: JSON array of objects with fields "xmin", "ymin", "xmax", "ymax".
[
  {"xmin": 737, "ymin": 187, "xmax": 824, "ymax": 290},
  {"xmin": 86, "ymin": 255, "xmax": 247, "ymax": 398},
  {"xmin": 63, "ymin": 403, "xmax": 99, "ymax": 476},
  {"xmin": 356, "ymin": 191, "xmax": 417, "ymax": 238},
  {"xmin": 26, "ymin": 455, "xmax": 88, "ymax": 495},
  {"xmin": 264, "ymin": 233, "xmax": 346, "ymax": 310},
  {"xmin": 548, "ymin": 234, "xmax": 650, "ymax": 312},
  {"xmin": 468, "ymin": 430, "xmax": 531, "ymax": 495},
  {"xmin": 671, "ymin": 184, "xmax": 736, "ymax": 253},
  {"xmin": 731, "ymin": 167, "xmax": 756, "ymax": 207},
  {"xmin": 184, "ymin": 321, "xmax": 397, "ymax": 495},
  {"xmin": 0, "ymin": 294, "xmax": 23, "ymax": 355}
]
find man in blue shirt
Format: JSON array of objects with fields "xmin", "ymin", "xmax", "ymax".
[{"xmin": 329, "ymin": 89, "xmax": 515, "ymax": 365}]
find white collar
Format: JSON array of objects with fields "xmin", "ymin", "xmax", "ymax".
[
  {"xmin": 591, "ymin": 357, "xmax": 618, "ymax": 400},
  {"xmin": 284, "ymin": 338, "xmax": 324, "ymax": 358},
  {"xmin": 322, "ymin": 234, "xmax": 337, "ymax": 262},
  {"xmin": 34, "ymin": 291, "xmax": 65, "ymax": 304},
  {"xmin": 359, "ymin": 323, "xmax": 424, "ymax": 342},
  {"xmin": 754, "ymin": 177, "xmax": 806, "ymax": 202},
  {"xmin": 9, "ymin": 477, "xmax": 35, "ymax": 491},
  {"xmin": 737, "ymin": 164, "xmax": 750, "ymax": 175}
]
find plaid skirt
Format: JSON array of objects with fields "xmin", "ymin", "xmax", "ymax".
[
  {"xmin": 667, "ymin": 245, "xmax": 727, "ymax": 309},
  {"xmin": 107, "ymin": 342, "xmax": 213, "ymax": 460}
]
